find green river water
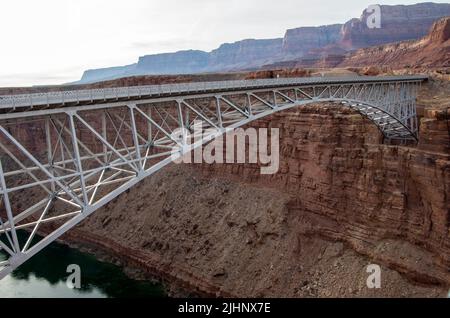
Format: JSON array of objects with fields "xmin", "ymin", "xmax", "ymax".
[{"xmin": 0, "ymin": 233, "xmax": 166, "ymax": 298}]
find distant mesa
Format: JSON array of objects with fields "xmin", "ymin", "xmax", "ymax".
[
  {"xmin": 80, "ymin": 64, "xmax": 137, "ymax": 84},
  {"xmin": 76, "ymin": 2, "xmax": 450, "ymax": 84}
]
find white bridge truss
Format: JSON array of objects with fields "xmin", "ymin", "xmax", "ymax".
[{"xmin": 0, "ymin": 75, "xmax": 426, "ymax": 278}]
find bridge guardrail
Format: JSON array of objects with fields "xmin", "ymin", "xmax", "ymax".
[{"xmin": 0, "ymin": 76, "xmax": 427, "ymax": 110}]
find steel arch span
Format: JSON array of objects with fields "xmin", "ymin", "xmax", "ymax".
[{"xmin": 0, "ymin": 75, "xmax": 426, "ymax": 278}]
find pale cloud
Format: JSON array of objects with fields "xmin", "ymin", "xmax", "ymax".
[{"xmin": 0, "ymin": 0, "xmax": 448, "ymax": 87}]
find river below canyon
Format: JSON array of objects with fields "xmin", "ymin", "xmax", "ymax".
[{"xmin": 0, "ymin": 233, "xmax": 166, "ymax": 298}]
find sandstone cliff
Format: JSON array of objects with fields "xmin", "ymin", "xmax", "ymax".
[
  {"xmin": 339, "ymin": 17, "xmax": 450, "ymax": 68},
  {"xmin": 137, "ymin": 50, "xmax": 209, "ymax": 75},
  {"xmin": 80, "ymin": 64, "xmax": 137, "ymax": 84},
  {"xmin": 76, "ymin": 38, "xmax": 284, "ymax": 83},
  {"xmin": 281, "ymin": 24, "xmax": 342, "ymax": 58},
  {"xmin": 340, "ymin": 3, "xmax": 450, "ymax": 49},
  {"xmin": 208, "ymin": 38, "xmax": 283, "ymax": 71}
]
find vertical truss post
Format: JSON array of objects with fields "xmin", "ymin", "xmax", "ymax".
[
  {"xmin": 147, "ymin": 107, "xmax": 153, "ymax": 145},
  {"xmin": 128, "ymin": 104, "xmax": 142, "ymax": 172},
  {"xmin": 45, "ymin": 117, "xmax": 55, "ymax": 193},
  {"xmin": 101, "ymin": 111, "xmax": 108, "ymax": 164},
  {"xmin": 215, "ymin": 96, "xmax": 223, "ymax": 129},
  {"xmin": 246, "ymin": 93, "xmax": 253, "ymax": 117},
  {"xmin": 176, "ymin": 100, "xmax": 187, "ymax": 147},
  {"xmin": 0, "ymin": 160, "xmax": 20, "ymax": 253},
  {"xmin": 185, "ymin": 107, "xmax": 191, "ymax": 131},
  {"xmin": 68, "ymin": 112, "xmax": 89, "ymax": 207}
]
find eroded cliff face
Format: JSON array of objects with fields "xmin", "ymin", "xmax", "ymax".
[
  {"xmin": 208, "ymin": 39, "xmax": 283, "ymax": 71},
  {"xmin": 340, "ymin": 3, "xmax": 450, "ymax": 49},
  {"xmin": 136, "ymin": 50, "xmax": 210, "ymax": 75},
  {"xmin": 191, "ymin": 105, "xmax": 450, "ymax": 285},
  {"xmin": 274, "ymin": 16, "xmax": 450, "ymax": 69},
  {"xmin": 339, "ymin": 17, "xmax": 450, "ymax": 68},
  {"xmin": 281, "ymin": 24, "xmax": 342, "ymax": 58}
]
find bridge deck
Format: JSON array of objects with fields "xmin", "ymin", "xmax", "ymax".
[{"xmin": 0, "ymin": 75, "xmax": 427, "ymax": 112}]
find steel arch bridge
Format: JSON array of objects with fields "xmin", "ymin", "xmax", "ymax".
[{"xmin": 0, "ymin": 75, "xmax": 426, "ymax": 278}]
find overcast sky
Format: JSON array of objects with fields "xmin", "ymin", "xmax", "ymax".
[{"xmin": 0, "ymin": 0, "xmax": 448, "ymax": 87}]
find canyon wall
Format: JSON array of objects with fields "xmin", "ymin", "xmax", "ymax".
[
  {"xmin": 340, "ymin": 3, "xmax": 450, "ymax": 49},
  {"xmin": 76, "ymin": 38, "xmax": 284, "ymax": 83},
  {"xmin": 137, "ymin": 38, "xmax": 284, "ymax": 74},
  {"xmin": 339, "ymin": 17, "xmax": 450, "ymax": 68},
  {"xmin": 281, "ymin": 24, "xmax": 342, "ymax": 57},
  {"xmin": 80, "ymin": 64, "xmax": 137, "ymax": 84},
  {"xmin": 207, "ymin": 38, "xmax": 283, "ymax": 71},
  {"xmin": 136, "ymin": 50, "xmax": 210, "ymax": 75},
  {"xmin": 192, "ymin": 105, "xmax": 450, "ymax": 285}
]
